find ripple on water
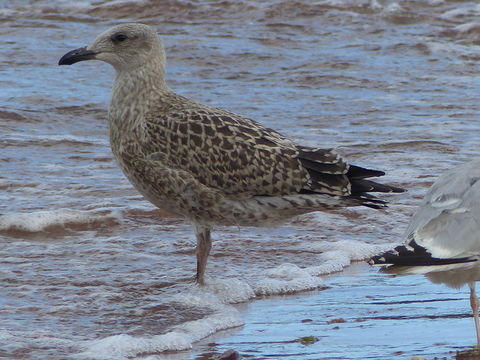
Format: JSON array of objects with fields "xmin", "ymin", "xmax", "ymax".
[{"xmin": 2, "ymin": 0, "xmax": 480, "ymax": 359}]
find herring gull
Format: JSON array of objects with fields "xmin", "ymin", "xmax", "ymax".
[
  {"xmin": 370, "ymin": 159, "xmax": 480, "ymax": 346},
  {"xmin": 59, "ymin": 23, "xmax": 404, "ymax": 285}
]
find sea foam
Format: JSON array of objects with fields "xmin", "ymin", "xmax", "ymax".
[
  {"xmin": 253, "ymin": 263, "xmax": 324, "ymax": 295},
  {"xmin": 0, "ymin": 209, "xmax": 121, "ymax": 232},
  {"xmin": 80, "ymin": 289, "xmax": 243, "ymax": 360}
]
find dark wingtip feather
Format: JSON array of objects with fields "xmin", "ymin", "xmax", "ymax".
[
  {"xmin": 348, "ymin": 165, "xmax": 405, "ymax": 194},
  {"xmin": 369, "ymin": 241, "xmax": 476, "ymax": 266},
  {"xmin": 347, "ymin": 165, "xmax": 385, "ymax": 179},
  {"xmin": 352, "ymin": 194, "xmax": 388, "ymax": 209},
  {"xmin": 351, "ymin": 179, "xmax": 406, "ymax": 194},
  {"xmin": 296, "ymin": 148, "xmax": 405, "ymax": 201}
]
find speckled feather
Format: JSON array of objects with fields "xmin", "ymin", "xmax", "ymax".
[
  {"xmin": 59, "ymin": 23, "xmax": 404, "ymax": 283},
  {"xmin": 139, "ymin": 93, "xmax": 349, "ymax": 196},
  {"xmin": 95, "ymin": 24, "xmax": 402, "ymax": 226},
  {"xmin": 110, "ymin": 84, "xmax": 394, "ymax": 225}
]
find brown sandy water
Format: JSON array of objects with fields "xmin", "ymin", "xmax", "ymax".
[{"xmin": 2, "ymin": 0, "xmax": 480, "ymax": 359}]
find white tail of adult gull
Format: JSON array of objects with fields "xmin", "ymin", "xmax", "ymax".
[
  {"xmin": 59, "ymin": 23, "xmax": 404, "ymax": 285},
  {"xmin": 370, "ymin": 159, "xmax": 480, "ymax": 346}
]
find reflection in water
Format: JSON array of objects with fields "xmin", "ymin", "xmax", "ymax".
[
  {"xmin": 383, "ymin": 262, "xmax": 480, "ymax": 349},
  {"xmin": 370, "ymin": 156, "xmax": 480, "ymax": 351},
  {"xmin": 370, "ymin": 153, "xmax": 480, "ymax": 352}
]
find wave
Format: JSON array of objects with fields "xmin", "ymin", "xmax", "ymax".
[{"xmin": 0, "ymin": 209, "xmax": 121, "ymax": 233}]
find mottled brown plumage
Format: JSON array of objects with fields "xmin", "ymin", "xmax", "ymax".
[{"xmin": 59, "ymin": 23, "xmax": 404, "ymax": 285}]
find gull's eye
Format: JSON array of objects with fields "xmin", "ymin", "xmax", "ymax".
[{"xmin": 113, "ymin": 33, "xmax": 128, "ymax": 42}]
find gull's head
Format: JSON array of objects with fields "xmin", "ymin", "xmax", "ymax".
[{"xmin": 58, "ymin": 23, "xmax": 165, "ymax": 72}]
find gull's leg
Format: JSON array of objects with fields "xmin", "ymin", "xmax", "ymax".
[
  {"xmin": 469, "ymin": 282, "xmax": 480, "ymax": 347},
  {"xmin": 195, "ymin": 224, "xmax": 212, "ymax": 286}
]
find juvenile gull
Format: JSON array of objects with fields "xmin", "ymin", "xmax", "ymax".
[
  {"xmin": 370, "ymin": 159, "xmax": 480, "ymax": 346},
  {"xmin": 59, "ymin": 23, "xmax": 404, "ymax": 285}
]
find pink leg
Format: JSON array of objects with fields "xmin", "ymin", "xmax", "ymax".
[
  {"xmin": 469, "ymin": 282, "xmax": 480, "ymax": 347},
  {"xmin": 195, "ymin": 224, "xmax": 212, "ymax": 286}
]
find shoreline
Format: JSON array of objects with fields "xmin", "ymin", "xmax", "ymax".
[{"xmin": 183, "ymin": 263, "xmax": 480, "ymax": 360}]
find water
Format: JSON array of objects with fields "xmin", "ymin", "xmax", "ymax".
[
  {"xmin": 192, "ymin": 264, "xmax": 480, "ymax": 360},
  {"xmin": 2, "ymin": 0, "xmax": 480, "ymax": 359}
]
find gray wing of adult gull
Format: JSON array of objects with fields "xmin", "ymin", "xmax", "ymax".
[
  {"xmin": 372, "ymin": 159, "xmax": 480, "ymax": 265},
  {"xmin": 404, "ymin": 159, "xmax": 480, "ymax": 259},
  {"xmin": 370, "ymin": 159, "xmax": 480, "ymax": 347}
]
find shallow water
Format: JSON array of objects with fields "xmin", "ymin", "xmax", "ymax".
[
  {"xmin": 2, "ymin": 0, "xmax": 480, "ymax": 359},
  {"xmin": 191, "ymin": 264, "xmax": 480, "ymax": 360}
]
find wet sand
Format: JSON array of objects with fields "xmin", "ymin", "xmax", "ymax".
[{"xmin": 191, "ymin": 263, "xmax": 480, "ymax": 360}]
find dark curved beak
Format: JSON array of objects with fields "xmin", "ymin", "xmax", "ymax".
[{"xmin": 58, "ymin": 47, "xmax": 97, "ymax": 66}]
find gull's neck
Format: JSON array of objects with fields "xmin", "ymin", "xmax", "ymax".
[
  {"xmin": 113, "ymin": 58, "xmax": 169, "ymax": 97},
  {"xmin": 109, "ymin": 57, "xmax": 171, "ymax": 130}
]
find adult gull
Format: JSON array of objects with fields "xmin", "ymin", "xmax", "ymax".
[
  {"xmin": 59, "ymin": 23, "xmax": 404, "ymax": 285},
  {"xmin": 370, "ymin": 159, "xmax": 480, "ymax": 346}
]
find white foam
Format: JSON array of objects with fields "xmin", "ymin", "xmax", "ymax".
[
  {"xmin": 311, "ymin": 239, "xmax": 391, "ymax": 260},
  {"xmin": 170, "ymin": 287, "xmax": 231, "ymax": 310},
  {"xmin": 78, "ymin": 281, "xmax": 251, "ymax": 359},
  {"xmin": 79, "ymin": 263, "xmax": 326, "ymax": 357},
  {"xmin": 306, "ymin": 240, "xmax": 393, "ymax": 276},
  {"xmin": 203, "ymin": 278, "xmax": 255, "ymax": 303},
  {"xmin": 253, "ymin": 263, "xmax": 323, "ymax": 296},
  {"xmin": 308, "ymin": 252, "xmax": 352, "ymax": 275},
  {"xmin": 0, "ymin": 209, "xmax": 121, "ymax": 232},
  {"xmin": 80, "ymin": 308, "xmax": 243, "ymax": 360}
]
